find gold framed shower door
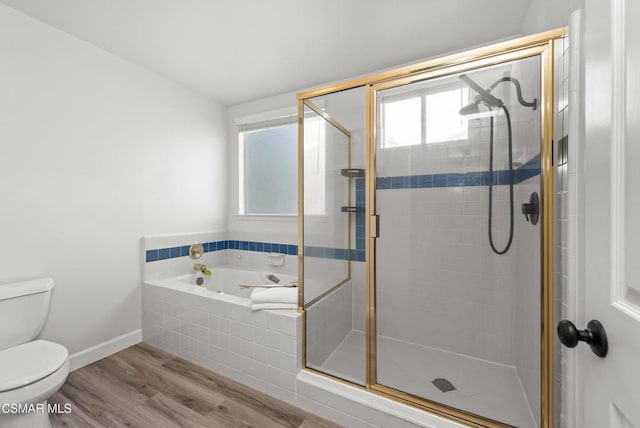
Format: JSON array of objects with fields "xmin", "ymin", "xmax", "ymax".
[{"xmin": 298, "ymin": 28, "xmax": 564, "ymax": 428}]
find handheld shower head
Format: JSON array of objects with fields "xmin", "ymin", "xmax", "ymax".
[
  {"xmin": 458, "ymin": 74, "xmax": 538, "ymax": 117},
  {"xmin": 459, "ymin": 96, "xmax": 481, "ymax": 116}
]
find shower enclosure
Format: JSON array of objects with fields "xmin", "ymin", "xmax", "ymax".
[{"xmin": 298, "ymin": 30, "xmax": 563, "ymax": 428}]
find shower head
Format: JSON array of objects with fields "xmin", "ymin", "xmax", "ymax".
[
  {"xmin": 459, "ymin": 96, "xmax": 481, "ymax": 116},
  {"xmin": 458, "ymin": 74, "xmax": 538, "ymax": 116},
  {"xmin": 459, "ymin": 74, "xmax": 503, "ymax": 110}
]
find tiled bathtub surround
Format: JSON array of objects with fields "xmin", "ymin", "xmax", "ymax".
[
  {"xmin": 141, "ymin": 281, "xmax": 301, "ymax": 402},
  {"xmin": 145, "ymin": 238, "xmax": 361, "ymax": 263},
  {"xmin": 142, "ymin": 232, "xmax": 301, "ymax": 283},
  {"xmin": 143, "ymin": 231, "xmax": 229, "ymax": 282}
]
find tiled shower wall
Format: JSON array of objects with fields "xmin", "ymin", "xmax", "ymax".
[
  {"xmin": 375, "ymin": 183, "xmax": 517, "ymax": 364},
  {"xmin": 513, "ymin": 174, "xmax": 542, "ymax": 427},
  {"xmin": 305, "ymin": 281, "xmax": 353, "ymax": 368},
  {"xmin": 554, "ymin": 30, "xmax": 573, "ymax": 428}
]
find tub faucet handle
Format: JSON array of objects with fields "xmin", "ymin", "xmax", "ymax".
[{"xmin": 194, "ymin": 264, "xmax": 212, "ymax": 276}]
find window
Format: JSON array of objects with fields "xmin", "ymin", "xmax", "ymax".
[
  {"xmin": 239, "ymin": 117, "xmax": 298, "ymax": 215},
  {"xmin": 381, "ymin": 86, "xmax": 469, "ymax": 148}
]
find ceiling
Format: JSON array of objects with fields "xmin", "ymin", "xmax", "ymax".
[{"xmin": 0, "ymin": 0, "xmax": 533, "ymax": 105}]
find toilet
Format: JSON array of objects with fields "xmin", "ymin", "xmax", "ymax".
[{"xmin": 0, "ymin": 278, "xmax": 70, "ymax": 428}]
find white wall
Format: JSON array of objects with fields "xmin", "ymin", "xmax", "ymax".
[
  {"xmin": 520, "ymin": 0, "xmax": 584, "ymax": 36},
  {"xmin": 0, "ymin": 4, "xmax": 227, "ymax": 364}
]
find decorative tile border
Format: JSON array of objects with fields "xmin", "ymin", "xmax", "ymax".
[
  {"xmin": 145, "ymin": 240, "xmax": 365, "ymax": 263},
  {"xmin": 374, "ymin": 154, "xmax": 541, "ymax": 190},
  {"xmin": 145, "ymin": 240, "xmax": 299, "ymax": 263},
  {"xmin": 228, "ymin": 240, "xmax": 297, "ymax": 255},
  {"xmin": 304, "ymin": 247, "xmax": 365, "ymax": 262},
  {"xmin": 145, "ymin": 240, "xmax": 228, "ymax": 262},
  {"xmin": 353, "ymin": 155, "xmax": 541, "ymax": 252},
  {"xmin": 146, "ymin": 239, "xmax": 298, "ymax": 263}
]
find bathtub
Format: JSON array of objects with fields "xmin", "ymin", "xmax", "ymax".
[{"xmin": 149, "ymin": 267, "xmax": 297, "ymax": 304}]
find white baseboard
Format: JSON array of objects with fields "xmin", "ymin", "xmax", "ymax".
[{"xmin": 69, "ymin": 329, "xmax": 141, "ymax": 371}]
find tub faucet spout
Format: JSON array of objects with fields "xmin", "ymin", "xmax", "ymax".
[{"xmin": 194, "ymin": 264, "xmax": 212, "ymax": 276}]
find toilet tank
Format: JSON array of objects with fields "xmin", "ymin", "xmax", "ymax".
[{"xmin": 0, "ymin": 278, "xmax": 54, "ymax": 351}]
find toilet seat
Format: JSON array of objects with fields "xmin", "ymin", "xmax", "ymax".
[{"xmin": 0, "ymin": 340, "xmax": 68, "ymax": 392}]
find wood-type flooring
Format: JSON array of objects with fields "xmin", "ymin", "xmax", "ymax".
[{"xmin": 49, "ymin": 343, "xmax": 341, "ymax": 428}]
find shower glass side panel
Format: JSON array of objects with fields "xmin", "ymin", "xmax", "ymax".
[
  {"xmin": 372, "ymin": 56, "xmax": 542, "ymax": 427},
  {"xmin": 302, "ymin": 97, "xmax": 367, "ymax": 385},
  {"xmin": 302, "ymin": 101, "xmax": 350, "ymax": 303}
]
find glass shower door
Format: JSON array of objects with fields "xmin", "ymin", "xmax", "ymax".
[
  {"xmin": 371, "ymin": 56, "xmax": 542, "ymax": 427},
  {"xmin": 302, "ymin": 95, "xmax": 368, "ymax": 385}
]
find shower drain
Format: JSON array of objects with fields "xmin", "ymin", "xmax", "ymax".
[{"xmin": 432, "ymin": 378, "xmax": 456, "ymax": 393}]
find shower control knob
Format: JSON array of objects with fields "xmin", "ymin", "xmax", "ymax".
[
  {"xmin": 521, "ymin": 192, "xmax": 539, "ymax": 225},
  {"xmin": 557, "ymin": 319, "xmax": 608, "ymax": 358}
]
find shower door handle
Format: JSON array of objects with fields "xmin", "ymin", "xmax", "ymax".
[
  {"xmin": 370, "ymin": 215, "xmax": 379, "ymax": 238},
  {"xmin": 557, "ymin": 319, "xmax": 608, "ymax": 358}
]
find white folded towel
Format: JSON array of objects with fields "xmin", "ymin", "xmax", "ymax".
[
  {"xmin": 251, "ymin": 303, "xmax": 297, "ymax": 311},
  {"xmin": 239, "ymin": 281, "xmax": 297, "ymax": 289},
  {"xmin": 250, "ymin": 286, "xmax": 297, "ymax": 304}
]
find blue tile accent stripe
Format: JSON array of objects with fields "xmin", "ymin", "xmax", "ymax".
[
  {"xmin": 515, "ymin": 153, "xmax": 541, "ymax": 183},
  {"xmin": 304, "ymin": 247, "xmax": 365, "ymax": 262},
  {"xmin": 352, "ymin": 155, "xmax": 541, "ymax": 253},
  {"xmin": 146, "ymin": 240, "xmax": 298, "ymax": 263},
  {"xmin": 227, "ymin": 240, "xmax": 297, "ymax": 256},
  {"xmin": 374, "ymin": 156, "xmax": 541, "ymax": 190},
  {"xmin": 145, "ymin": 240, "xmax": 367, "ymax": 263}
]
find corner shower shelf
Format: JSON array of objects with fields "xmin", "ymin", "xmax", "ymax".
[
  {"xmin": 341, "ymin": 168, "xmax": 365, "ymax": 178},
  {"xmin": 341, "ymin": 206, "xmax": 364, "ymax": 213}
]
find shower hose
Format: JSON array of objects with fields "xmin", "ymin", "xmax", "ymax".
[{"xmin": 488, "ymin": 105, "xmax": 514, "ymax": 255}]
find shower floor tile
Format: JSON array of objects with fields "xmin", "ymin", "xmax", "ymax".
[
  {"xmin": 320, "ymin": 330, "xmax": 366, "ymax": 385},
  {"xmin": 320, "ymin": 330, "xmax": 536, "ymax": 428}
]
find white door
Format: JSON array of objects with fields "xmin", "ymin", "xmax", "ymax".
[{"xmin": 577, "ymin": 0, "xmax": 640, "ymax": 426}]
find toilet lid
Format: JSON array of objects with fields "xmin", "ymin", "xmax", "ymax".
[{"xmin": 0, "ymin": 340, "xmax": 69, "ymax": 392}]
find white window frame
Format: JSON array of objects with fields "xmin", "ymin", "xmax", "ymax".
[
  {"xmin": 380, "ymin": 83, "xmax": 470, "ymax": 149},
  {"xmin": 237, "ymin": 107, "xmax": 298, "ymax": 218}
]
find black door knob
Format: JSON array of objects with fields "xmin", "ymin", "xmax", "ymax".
[{"xmin": 557, "ymin": 319, "xmax": 608, "ymax": 358}]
